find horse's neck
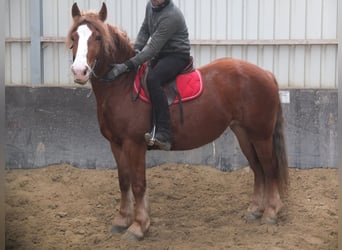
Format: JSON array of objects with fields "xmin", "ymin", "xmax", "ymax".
[
  {"xmin": 94, "ymin": 24, "xmax": 135, "ymax": 77},
  {"xmin": 90, "ymin": 24, "xmax": 136, "ymax": 102},
  {"xmin": 93, "ymin": 53, "xmax": 113, "ymax": 77},
  {"xmin": 91, "ymin": 49, "xmax": 135, "ymax": 101},
  {"xmin": 107, "ymin": 23, "xmax": 135, "ymax": 63},
  {"xmin": 91, "ymin": 72, "xmax": 135, "ymax": 104}
]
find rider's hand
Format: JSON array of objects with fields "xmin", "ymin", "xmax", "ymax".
[{"xmin": 105, "ymin": 63, "xmax": 128, "ymax": 80}]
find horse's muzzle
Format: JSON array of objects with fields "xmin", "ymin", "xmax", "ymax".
[{"xmin": 71, "ymin": 65, "xmax": 90, "ymax": 85}]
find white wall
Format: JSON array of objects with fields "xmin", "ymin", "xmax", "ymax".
[{"xmin": 5, "ymin": 0, "xmax": 338, "ymax": 88}]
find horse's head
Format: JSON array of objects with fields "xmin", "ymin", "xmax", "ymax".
[
  {"xmin": 67, "ymin": 3, "xmax": 107, "ymax": 84},
  {"xmin": 67, "ymin": 3, "xmax": 135, "ymax": 84},
  {"xmin": 67, "ymin": 3, "xmax": 128, "ymax": 84}
]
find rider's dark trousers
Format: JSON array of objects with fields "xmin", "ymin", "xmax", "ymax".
[{"xmin": 146, "ymin": 53, "xmax": 190, "ymax": 136}]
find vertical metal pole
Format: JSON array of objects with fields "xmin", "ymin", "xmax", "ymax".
[
  {"xmin": 0, "ymin": 0, "xmax": 5, "ymax": 247},
  {"xmin": 30, "ymin": 0, "xmax": 43, "ymax": 85}
]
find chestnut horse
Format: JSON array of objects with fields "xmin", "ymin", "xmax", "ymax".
[{"xmin": 67, "ymin": 3, "xmax": 288, "ymax": 240}]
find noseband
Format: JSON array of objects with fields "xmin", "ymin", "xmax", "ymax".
[
  {"xmin": 90, "ymin": 58, "xmax": 99, "ymax": 79},
  {"xmin": 89, "ymin": 58, "xmax": 113, "ymax": 82}
]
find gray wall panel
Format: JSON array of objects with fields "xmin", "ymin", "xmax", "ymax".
[{"xmin": 5, "ymin": 0, "xmax": 338, "ymax": 87}]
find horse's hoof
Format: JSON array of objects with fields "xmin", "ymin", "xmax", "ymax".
[
  {"xmin": 261, "ymin": 216, "xmax": 278, "ymax": 225},
  {"xmin": 245, "ymin": 211, "xmax": 262, "ymax": 221},
  {"xmin": 111, "ymin": 225, "xmax": 128, "ymax": 234},
  {"xmin": 123, "ymin": 230, "xmax": 144, "ymax": 241}
]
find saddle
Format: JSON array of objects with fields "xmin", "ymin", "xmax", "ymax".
[{"xmin": 133, "ymin": 57, "xmax": 203, "ymax": 106}]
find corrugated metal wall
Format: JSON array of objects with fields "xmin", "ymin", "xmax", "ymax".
[{"xmin": 5, "ymin": 0, "xmax": 338, "ymax": 88}]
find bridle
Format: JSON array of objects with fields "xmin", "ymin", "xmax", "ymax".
[
  {"xmin": 69, "ymin": 23, "xmax": 106, "ymax": 81},
  {"xmin": 89, "ymin": 58, "xmax": 99, "ymax": 79},
  {"xmin": 70, "ymin": 44, "xmax": 109, "ymax": 82},
  {"xmin": 70, "ymin": 23, "xmax": 133, "ymax": 83}
]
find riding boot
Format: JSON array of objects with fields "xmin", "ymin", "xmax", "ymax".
[{"xmin": 145, "ymin": 87, "xmax": 172, "ymax": 150}]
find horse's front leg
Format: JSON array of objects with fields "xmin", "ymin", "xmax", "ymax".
[
  {"xmin": 110, "ymin": 141, "xmax": 150, "ymax": 240},
  {"xmin": 110, "ymin": 142, "xmax": 134, "ymax": 233}
]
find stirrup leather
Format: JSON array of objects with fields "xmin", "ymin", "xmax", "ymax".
[{"xmin": 144, "ymin": 125, "xmax": 157, "ymax": 146}]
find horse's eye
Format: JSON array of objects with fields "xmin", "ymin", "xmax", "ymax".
[
  {"xmin": 95, "ymin": 35, "xmax": 101, "ymax": 41},
  {"xmin": 69, "ymin": 36, "xmax": 75, "ymax": 49}
]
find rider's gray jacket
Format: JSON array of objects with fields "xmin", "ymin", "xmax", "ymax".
[{"xmin": 126, "ymin": 0, "xmax": 190, "ymax": 69}]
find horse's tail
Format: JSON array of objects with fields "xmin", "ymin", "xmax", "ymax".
[{"xmin": 272, "ymin": 77, "xmax": 289, "ymax": 196}]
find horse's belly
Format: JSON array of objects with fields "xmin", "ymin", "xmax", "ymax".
[{"xmin": 172, "ymin": 116, "xmax": 229, "ymax": 150}]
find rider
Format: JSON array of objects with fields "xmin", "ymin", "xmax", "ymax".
[{"xmin": 106, "ymin": 0, "xmax": 191, "ymax": 150}]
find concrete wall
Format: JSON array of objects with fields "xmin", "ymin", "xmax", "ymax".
[{"xmin": 6, "ymin": 86, "xmax": 337, "ymax": 170}]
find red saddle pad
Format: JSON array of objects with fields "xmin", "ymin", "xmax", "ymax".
[{"xmin": 134, "ymin": 63, "xmax": 204, "ymax": 104}]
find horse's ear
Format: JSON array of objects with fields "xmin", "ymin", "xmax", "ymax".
[
  {"xmin": 72, "ymin": 3, "xmax": 81, "ymax": 21},
  {"xmin": 99, "ymin": 2, "xmax": 107, "ymax": 22}
]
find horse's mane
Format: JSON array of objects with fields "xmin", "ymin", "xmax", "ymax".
[{"xmin": 66, "ymin": 10, "xmax": 134, "ymax": 63}]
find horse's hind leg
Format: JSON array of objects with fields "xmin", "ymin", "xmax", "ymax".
[
  {"xmin": 231, "ymin": 126, "xmax": 265, "ymax": 220},
  {"xmin": 253, "ymin": 139, "xmax": 283, "ymax": 224}
]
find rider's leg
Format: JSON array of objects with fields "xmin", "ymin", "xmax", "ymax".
[{"xmin": 145, "ymin": 53, "xmax": 189, "ymax": 150}]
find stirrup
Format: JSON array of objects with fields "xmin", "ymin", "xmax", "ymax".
[{"xmin": 144, "ymin": 125, "xmax": 171, "ymax": 150}]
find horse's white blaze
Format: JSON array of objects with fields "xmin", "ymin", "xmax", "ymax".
[{"xmin": 71, "ymin": 24, "xmax": 92, "ymax": 82}]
